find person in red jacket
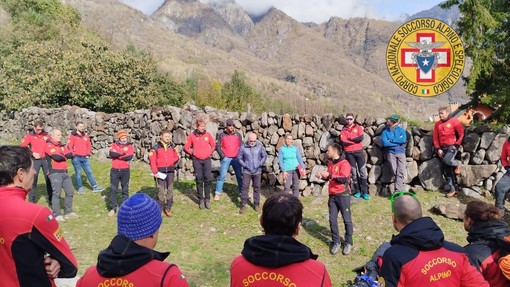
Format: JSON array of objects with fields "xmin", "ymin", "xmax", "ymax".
[
  {"xmin": 184, "ymin": 119, "xmax": 215, "ymax": 209},
  {"xmin": 67, "ymin": 122, "xmax": 104, "ymax": 193},
  {"xmin": 380, "ymin": 192, "xmax": 489, "ymax": 287},
  {"xmin": 433, "ymin": 106, "xmax": 464, "ymax": 198},
  {"xmin": 214, "ymin": 119, "xmax": 243, "ymax": 200},
  {"xmin": 495, "ymin": 136, "xmax": 510, "ymax": 214},
  {"xmin": 149, "ymin": 129, "xmax": 179, "ymax": 216},
  {"xmin": 21, "ymin": 120, "xmax": 53, "ymax": 204},
  {"xmin": 46, "ymin": 129, "xmax": 80, "ymax": 223},
  {"xmin": 463, "ymin": 200, "xmax": 510, "ymax": 287},
  {"xmin": 0, "ymin": 145, "xmax": 78, "ymax": 287},
  {"xmin": 108, "ymin": 130, "xmax": 135, "ymax": 217},
  {"xmin": 339, "ymin": 113, "xmax": 369, "ymax": 200},
  {"xmin": 76, "ymin": 192, "xmax": 189, "ymax": 287},
  {"xmin": 316, "ymin": 143, "xmax": 353, "ymax": 256},
  {"xmin": 230, "ymin": 192, "xmax": 332, "ymax": 287}
]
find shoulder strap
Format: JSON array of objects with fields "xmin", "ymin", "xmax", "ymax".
[
  {"xmin": 321, "ymin": 265, "xmax": 326, "ymax": 287},
  {"xmin": 160, "ymin": 264, "xmax": 176, "ymax": 287}
]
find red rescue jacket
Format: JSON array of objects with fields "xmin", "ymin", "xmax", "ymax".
[
  {"xmin": 109, "ymin": 141, "xmax": 134, "ymax": 170},
  {"xmin": 184, "ymin": 130, "xmax": 215, "ymax": 160},
  {"xmin": 0, "ymin": 186, "xmax": 78, "ymax": 287},
  {"xmin": 433, "ymin": 117, "xmax": 464, "ymax": 148},
  {"xmin": 149, "ymin": 142, "xmax": 179, "ymax": 174},
  {"xmin": 216, "ymin": 130, "xmax": 242, "ymax": 159},
  {"xmin": 501, "ymin": 140, "xmax": 510, "ymax": 168},
  {"xmin": 20, "ymin": 129, "xmax": 50, "ymax": 158},
  {"xmin": 340, "ymin": 124, "xmax": 364, "ymax": 152},
  {"xmin": 45, "ymin": 139, "xmax": 73, "ymax": 173},
  {"xmin": 327, "ymin": 157, "xmax": 351, "ymax": 195},
  {"xmin": 67, "ymin": 131, "xmax": 92, "ymax": 157}
]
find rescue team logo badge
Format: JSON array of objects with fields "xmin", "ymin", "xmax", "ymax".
[{"xmin": 386, "ymin": 18, "xmax": 464, "ymax": 97}]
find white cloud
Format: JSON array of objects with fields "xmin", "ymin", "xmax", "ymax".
[
  {"xmin": 201, "ymin": 0, "xmax": 377, "ymax": 23},
  {"xmin": 119, "ymin": 0, "xmax": 443, "ymax": 23}
]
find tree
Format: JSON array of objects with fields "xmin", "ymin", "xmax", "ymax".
[{"xmin": 441, "ymin": 0, "xmax": 510, "ymax": 122}]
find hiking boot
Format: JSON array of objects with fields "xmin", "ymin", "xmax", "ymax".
[
  {"xmin": 342, "ymin": 243, "xmax": 353, "ymax": 255},
  {"xmin": 239, "ymin": 205, "xmax": 247, "ymax": 214},
  {"xmin": 446, "ymin": 190, "xmax": 459, "ymax": 198},
  {"xmin": 353, "ymin": 193, "xmax": 361, "ymax": 198},
  {"xmin": 254, "ymin": 205, "xmax": 260, "ymax": 212},
  {"xmin": 164, "ymin": 209, "xmax": 172, "ymax": 217},
  {"xmin": 205, "ymin": 200, "xmax": 211, "ymax": 209},
  {"xmin": 199, "ymin": 200, "xmax": 205, "ymax": 210},
  {"xmin": 108, "ymin": 209, "xmax": 116, "ymax": 217},
  {"xmin": 77, "ymin": 187, "xmax": 84, "ymax": 193},
  {"xmin": 64, "ymin": 212, "xmax": 80, "ymax": 220},
  {"xmin": 361, "ymin": 194, "xmax": 370, "ymax": 201},
  {"xmin": 92, "ymin": 185, "xmax": 105, "ymax": 193},
  {"xmin": 454, "ymin": 162, "xmax": 462, "ymax": 175},
  {"xmin": 214, "ymin": 194, "xmax": 221, "ymax": 201},
  {"xmin": 55, "ymin": 215, "xmax": 66, "ymax": 223},
  {"xmin": 330, "ymin": 242, "xmax": 341, "ymax": 255}
]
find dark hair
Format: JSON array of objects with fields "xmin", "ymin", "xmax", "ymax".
[
  {"xmin": 438, "ymin": 106, "xmax": 449, "ymax": 113},
  {"xmin": 34, "ymin": 120, "xmax": 44, "ymax": 128},
  {"xmin": 159, "ymin": 129, "xmax": 171, "ymax": 136},
  {"xmin": 76, "ymin": 121, "xmax": 84, "ymax": 126},
  {"xmin": 328, "ymin": 143, "xmax": 343, "ymax": 155},
  {"xmin": 465, "ymin": 200, "xmax": 501, "ymax": 222},
  {"xmin": 196, "ymin": 118, "xmax": 205, "ymax": 127},
  {"xmin": 0, "ymin": 146, "xmax": 32, "ymax": 186},
  {"xmin": 261, "ymin": 192, "xmax": 303, "ymax": 236}
]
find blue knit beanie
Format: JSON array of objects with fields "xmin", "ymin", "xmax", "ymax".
[{"xmin": 117, "ymin": 193, "xmax": 162, "ymax": 241}]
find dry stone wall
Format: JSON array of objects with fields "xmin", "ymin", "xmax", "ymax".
[{"xmin": 1, "ymin": 104, "xmax": 509, "ymax": 197}]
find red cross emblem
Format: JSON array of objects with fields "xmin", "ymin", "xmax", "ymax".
[{"xmin": 400, "ymin": 33, "xmax": 451, "ymax": 83}]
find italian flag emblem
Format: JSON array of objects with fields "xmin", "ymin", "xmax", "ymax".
[
  {"xmin": 421, "ymin": 89, "xmax": 430, "ymax": 95},
  {"xmin": 46, "ymin": 214, "xmax": 53, "ymax": 221}
]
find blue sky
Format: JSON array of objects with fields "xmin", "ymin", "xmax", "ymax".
[{"xmin": 120, "ymin": 0, "xmax": 445, "ymax": 23}]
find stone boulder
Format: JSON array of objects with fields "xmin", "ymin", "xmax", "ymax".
[
  {"xmin": 458, "ymin": 164, "xmax": 498, "ymax": 187},
  {"xmin": 432, "ymin": 203, "xmax": 466, "ymax": 220},
  {"xmin": 486, "ymin": 134, "xmax": 508, "ymax": 163},
  {"xmin": 405, "ymin": 160, "xmax": 418, "ymax": 184},
  {"xmin": 418, "ymin": 136, "xmax": 434, "ymax": 161},
  {"xmin": 463, "ymin": 133, "xmax": 480, "ymax": 153},
  {"xmin": 418, "ymin": 158, "xmax": 445, "ymax": 190}
]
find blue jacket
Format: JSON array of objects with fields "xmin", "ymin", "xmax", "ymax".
[
  {"xmin": 238, "ymin": 141, "xmax": 267, "ymax": 174},
  {"xmin": 381, "ymin": 125, "xmax": 407, "ymax": 154},
  {"xmin": 278, "ymin": 145, "xmax": 305, "ymax": 172}
]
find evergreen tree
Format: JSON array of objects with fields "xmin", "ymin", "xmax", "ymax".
[{"xmin": 441, "ymin": 0, "xmax": 510, "ymax": 122}]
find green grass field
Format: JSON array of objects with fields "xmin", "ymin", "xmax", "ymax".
[{"xmin": 33, "ymin": 157, "xmax": 473, "ymax": 287}]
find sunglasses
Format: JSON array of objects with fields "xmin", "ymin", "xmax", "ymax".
[
  {"xmin": 390, "ymin": 191, "xmax": 417, "ymax": 214},
  {"xmin": 345, "ymin": 118, "xmax": 354, "ymax": 121}
]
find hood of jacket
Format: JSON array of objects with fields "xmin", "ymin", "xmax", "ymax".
[
  {"xmin": 390, "ymin": 217, "xmax": 444, "ymax": 251},
  {"xmin": 96, "ymin": 235, "xmax": 169, "ymax": 278},
  {"xmin": 241, "ymin": 235, "xmax": 318, "ymax": 268},
  {"xmin": 467, "ymin": 220, "xmax": 510, "ymax": 243}
]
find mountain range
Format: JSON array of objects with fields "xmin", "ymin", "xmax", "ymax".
[{"xmin": 58, "ymin": 0, "xmax": 465, "ymax": 120}]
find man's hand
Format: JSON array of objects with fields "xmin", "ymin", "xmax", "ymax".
[
  {"xmin": 437, "ymin": 149, "xmax": 444, "ymax": 158},
  {"xmin": 282, "ymin": 171, "xmax": 288, "ymax": 180},
  {"xmin": 32, "ymin": 152, "xmax": 41, "ymax": 159},
  {"xmin": 44, "ymin": 256, "xmax": 61, "ymax": 279}
]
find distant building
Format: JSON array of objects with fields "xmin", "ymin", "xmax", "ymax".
[{"xmin": 431, "ymin": 101, "xmax": 495, "ymax": 126}]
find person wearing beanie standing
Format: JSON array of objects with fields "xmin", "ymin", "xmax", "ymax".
[
  {"xmin": 68, "ymin": 122, "xmax": 105, "ymax": 193},
  {"xmin": 108, "ymin": 130, "xmax": 134, "ymax": 217},
  {"xmin": 184, "ymin": 118, "xmax": 216, "ymax": 210},
  {"xmin": 214, "ymin": 119, "xmax": 243, "ymax": 200},
  {"xmin": 77, "ymin": 193, "xmax": 189, "ymax": 287},
  {"xmin": 149, "ymin": 129, "xmax": 180, "ymax": 216},
  {"xmin": 381, "ymin": 115, "xmax": 407, "ymax": 193}
]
